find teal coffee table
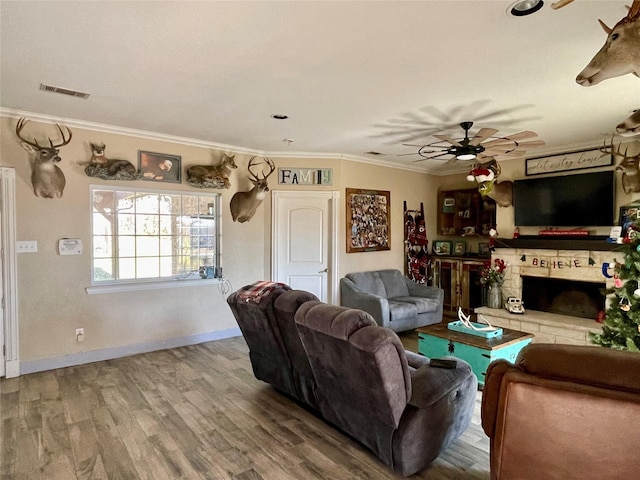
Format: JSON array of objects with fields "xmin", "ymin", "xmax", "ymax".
[{"xmin": 417, "ymin": 322, "xmax": 534, "ymax": 387}]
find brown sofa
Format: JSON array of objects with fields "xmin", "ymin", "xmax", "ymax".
[
  {"xmin": 228, "ymin": 284, "xmax": 477, "ymax": 476},
  {"xmin": 481, "ymin": 343, "xmax": 640, "ymax": 480}
]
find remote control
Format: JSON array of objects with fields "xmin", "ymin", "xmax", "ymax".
[{"xmin": 430, "ymin": 358, "xmax": 457, "ymax": 369}]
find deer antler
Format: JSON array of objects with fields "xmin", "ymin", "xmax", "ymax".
[
  {"xmin": 600, "ymin": 137, "xmax": 633, "ymax": 159},
  {"xmin": 15, "ymin": 117, "xmax": 72, "ymax": 149},
  {"xmin": 49, "ymin": 123, "xmax": 73, "ymax": 148},
  {"xmin": 15, "ymin": 117, "xmax": 40, "ymax": 148},
  {"xmin": 262, "ymin": 157, "xmax": 276, "ymax": 179},
  {"xmin": 247, "ymin": 156, "xmax": 275, "ymax": 180},
  {"xmin": 551, "ymin": 0, "xmax": 575, "ymax": 10}
]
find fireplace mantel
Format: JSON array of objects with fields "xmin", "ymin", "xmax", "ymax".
[{"xmin": 497, "ymin": 236, "xmax": 619, "ymax": 251}]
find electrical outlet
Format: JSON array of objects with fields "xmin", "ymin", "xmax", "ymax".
[
  {"xmin": 75, "ymin": 328, "xmax": 85, "ymax": 342},
  {"xmin": 16, "ymin": 240, "xmax": 38, "ymax": 253}
]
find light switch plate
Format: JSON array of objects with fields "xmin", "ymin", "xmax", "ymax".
[{"xmin": 16, "ymin": 241, "xmax": 37, "ymax": 253}]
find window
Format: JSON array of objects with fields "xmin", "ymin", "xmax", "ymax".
[{"xmin": 91, "ymin": 185, "xmax": 220, "ymax": 284}]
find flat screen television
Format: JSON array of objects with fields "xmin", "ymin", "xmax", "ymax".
[{"xmin": 513, "ymin": 170, "xmax": 614, "ymax": 227}]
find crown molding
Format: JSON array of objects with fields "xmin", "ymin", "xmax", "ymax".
[{"xmin": 0, "ymin": 108, "xmax": 429, "ymax": 174}]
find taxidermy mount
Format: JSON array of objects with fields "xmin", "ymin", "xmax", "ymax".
[
  {"xmin": 186, "ymin": 153, "xmax": 237, "ymax": 188},
  {"xmin": 601, "ymin": 139, "xmax": 640, "ymax": 193},
  {"xmin": 84, "ymin": 143, "xmax": 140, "ymax": 180},
  {"xmin": 230, "ymin": 156, "xmax": 275, "ymax": 222},
  {"xmin": 576, "ymin": 0, "xmax": 640, "ymax": 136},
  {"xmin": 15, "ymin": 117, "xmax": 71, "ymax": 199}
]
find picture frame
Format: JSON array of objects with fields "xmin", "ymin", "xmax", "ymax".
[
  {"xmin": 619, "ymin": 205, "xmax": 640, "ymax": 230},
  {"xmin": 525, "ymin": 147, "xmax": 612, "ymax": 176},
  {"xmin": 433, "ymin": 240, "xmax": 452, "ymax": 256},
  {"xmin": 139, "ymin": 151, "xmax": 182, "ymax": 183},
  {"xmin": 479, "ymin": 242, "xmax": 491, "ymax": 257},
  {"xmin": 346, "ymin": 188, "xmax": 390, "ymax": 253},
  {"xmin": 453, "ymin": 241, "xmax": 466, "ymax": 255}
]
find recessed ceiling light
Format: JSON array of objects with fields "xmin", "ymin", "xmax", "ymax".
[
  {"xmin": 509, "ymin": 0, "xmax": 544, "ymax": 16},
  {"xmin": 271, "ymin": 114, "xmax": 289, "ymax": 120}
]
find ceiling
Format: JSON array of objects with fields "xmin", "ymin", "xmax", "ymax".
[{"xmin": 1, "ymin": 0, "xmax": 637, "ymax": 175}]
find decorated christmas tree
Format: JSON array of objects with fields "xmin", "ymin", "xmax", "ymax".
[{"xmin": 591, "ymin": 225, "xmax": 640, "ymax": 352}]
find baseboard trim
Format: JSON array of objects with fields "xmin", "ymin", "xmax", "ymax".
[{"xmin": 18, "ymin": 327, "xmax": 242, "ymax": 376}]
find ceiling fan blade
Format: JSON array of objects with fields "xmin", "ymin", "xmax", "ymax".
[
  {"xmin": 484, "ymin": 145, "xmax": 518, "ymax": 154},
  {"xmin": 514, "ymin": 139, "xmax": 546, "ymax": 148},
  {"xmin": 481, "ymin": 137, "xmax": 516, "ymax": 148},
  {"xmin": 432, "ymin": 134, "xmax": 462, "ymax": 147},
  {"xmin": 469, "ymin": 128, "xmax": 499, "ymax": 146},
  {"xmin": 503, "ymin": 130, "xmax": 539, "ymax": 141}
]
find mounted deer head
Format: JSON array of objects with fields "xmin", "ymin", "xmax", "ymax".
[
  {"xmin": 467, "ymin": 159, "xmax": 513, "ymax": 207},
  {"xmin": 601, "ymin": 138, "xmax": 640, "ymax": 193},
  {"xmin": 229, "ymin": 156, "xmax": 275, "ymax": 222},
  {"xmin": 617, "ymin": 109, "xmax": 640, "ymax": 136},
  {"xmin": 576, "ymin": 1, "xmax": 640, "ymax": 86},
  {"xmin": 15, "ymin": 117, "xmax": 72, "ymax": 198}
]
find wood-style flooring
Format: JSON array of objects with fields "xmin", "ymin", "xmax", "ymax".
[{"xmin": 0, "ymin": 332, "xmax": 490, "ymax": 479}]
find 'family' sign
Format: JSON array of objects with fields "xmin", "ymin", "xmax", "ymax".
[{"xmin": 278, "ymin": 168, "xmax": 332, "ymax": 185}]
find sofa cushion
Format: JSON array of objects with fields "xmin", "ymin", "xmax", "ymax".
[
  {"xmin": 378, "ymin": 269, "xmax": 409, "ymax": 298},
  {"xmin": 346, "ymin": 271, "xmax": 387, "ymax": 297},
  {"xmin": 388, "ymin": 299, "xmax": 418, "ymax": 322},
  {"xmin": 394, "ymin": 296, "xmax": 441, "ymax": 314}
]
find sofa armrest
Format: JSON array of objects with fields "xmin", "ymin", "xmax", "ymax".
[
  {"xmin": 480, "ymin": 359, "xmax": 514, "ymax": 438},
  {"xmin": 404, "ymin": 279, "xmax": 444, "ymax": 302},
  {"xmin": 408, "ymin": 356, "xmax": 475, "ymax": 408},
  {"xmin": 340, "ymin": 277, "xmax": 390, "ymax": 327},
  {"xmin": 405, "ymin": 350, "xmax": 429, "ymax": 370}
]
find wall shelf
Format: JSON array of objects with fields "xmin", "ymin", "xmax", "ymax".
[{"xmin": 495, "ymin": 236, "xmax": 620, "ymax": 251}]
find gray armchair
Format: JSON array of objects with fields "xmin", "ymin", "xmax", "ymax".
[{"xmin": 340, "ymin": 269, "xmax": 444, "ymax": 332}]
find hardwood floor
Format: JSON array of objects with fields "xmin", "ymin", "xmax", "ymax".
[{"xmin": 0, "ymin": 334, "xmax": 490, "ymax": 479}]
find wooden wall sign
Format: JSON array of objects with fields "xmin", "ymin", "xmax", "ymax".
[
  {"xmin": 525, "ymin": 148, "xmax": 612, "ymax": 176},
  {"xmin": 278, "ymin": 168, "xmax": 332, "ymax": 185}
]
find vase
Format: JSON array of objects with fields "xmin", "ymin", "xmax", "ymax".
[{"xmin": 486, "ymin": 282, "xmax": 503, "ymax": 309}]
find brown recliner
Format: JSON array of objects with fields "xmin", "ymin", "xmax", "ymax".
[{"xmin": 481, "ymin": 343, "xmax": 640, "ymax": 480}]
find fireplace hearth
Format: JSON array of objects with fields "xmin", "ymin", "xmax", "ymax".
[{"xmin": 522, "ymin": 276, "xmax": 605, "ymax": 320}]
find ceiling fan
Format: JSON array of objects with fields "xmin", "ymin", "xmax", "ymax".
[{"xmin": 400, "ymin": 121, "xmax": 545, "ymax": 163}]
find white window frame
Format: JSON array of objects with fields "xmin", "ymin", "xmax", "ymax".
[{"xmin": 87, "ymin": 185, "xmax": 221, "ymax": 294}]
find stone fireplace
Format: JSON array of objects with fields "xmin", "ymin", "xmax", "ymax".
[{"xmin": 475, "ymin": 243, "xmax": 618, "ymax": 345}]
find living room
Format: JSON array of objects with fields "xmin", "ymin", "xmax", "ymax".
[{"xmin": 1, "ymin": 1, "xmax": 640, "ymax": 478}]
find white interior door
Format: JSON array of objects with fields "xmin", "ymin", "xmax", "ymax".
[
  {"xmin": 0, "ymin": 167, "xmax": 19, "ymax": 378},
  {"xmin": 0, "ymin": 206, "xmax": 4, "ymax": 378},
  {"xmin": 272, "ymin": 191, "xmax": 339, "ymax": 303}
]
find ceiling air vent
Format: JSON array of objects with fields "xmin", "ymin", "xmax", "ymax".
[
  {"xmin": 40, "ymin": 83, "xmax": 90, "ymax": 99},
  {"xmin": 365, "ymin": 151, "xmax": 384, "ymax": 156}
]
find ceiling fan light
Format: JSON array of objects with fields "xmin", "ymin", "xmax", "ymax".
[
  {"xmin": 456, "ymin": 153, "xmax": 477, "ymax": 161},
  {"xmin": 509, "ymin": 0, "xmax": 544, "ymax": 16}
]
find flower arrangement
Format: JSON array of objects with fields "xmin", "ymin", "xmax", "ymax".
[{"xmin": 480, "ymin": 258, "xmax": 507, "ymax": 285}]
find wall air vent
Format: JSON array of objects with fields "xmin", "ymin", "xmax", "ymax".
[{"xmin": 39, "ymin": 83, "xmax": 90, "ymax": 99}]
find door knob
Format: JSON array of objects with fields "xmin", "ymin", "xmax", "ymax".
[{"xmin": 319, "ymin": 268, "xmax": 328, "ymax": 273}]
